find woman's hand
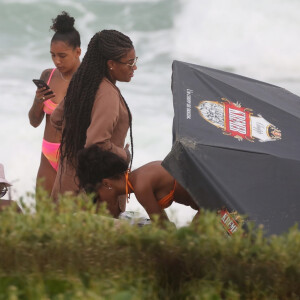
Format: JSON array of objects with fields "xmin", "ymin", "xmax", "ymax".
[
  {"xmin": 35, "ymin": 87, "xmax": 55, "ymax": 103},
  {"xmin": 29, "ymin": 87, "xmax": 56, "ymax": 127}
]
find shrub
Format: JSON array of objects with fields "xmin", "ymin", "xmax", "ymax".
[{"xmin": 0, "ymin": 189, "xmax": 299, "ymax": 299}]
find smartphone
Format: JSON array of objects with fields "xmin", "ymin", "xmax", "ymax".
[{"xmin": 32, "ymin": 79, "xmax": 53, "ymax": 96}]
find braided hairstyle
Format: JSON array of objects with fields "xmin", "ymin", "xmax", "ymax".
[
  {"xmin": 50, "ymin": 11, "xmax": 81, "ymax": 48},
  {"xmin": 60, "ymin": 29, "xmax": 134, "ymax": 171},
  {"xmin": 77, "ymin": 144, "xmax": 128, "ymax": 196}
]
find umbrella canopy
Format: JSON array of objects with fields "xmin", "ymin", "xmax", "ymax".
[{"xmin": 162, "ymin": 60, "xmax": 300, "ymax": 235}]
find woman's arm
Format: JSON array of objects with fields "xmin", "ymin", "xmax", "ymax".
[
  {"xmin": 134, "ymin": 186, "xmax": 169, "ymax": 222},
  {"xmin": 28, "ymin": 69, "xmax": 53, "ymax": 127}
]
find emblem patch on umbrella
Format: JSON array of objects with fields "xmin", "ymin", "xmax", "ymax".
[
  {"xmin": 196, "ymin": 98, "xmax": 282, "ymax": 142},
  {"xmin": 218, "ymin": 208, "xmax": 243, "ymax": 235}
]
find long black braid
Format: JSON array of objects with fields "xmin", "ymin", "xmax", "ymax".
[{"xmin": 59, "ymin": 30, "xmax": 134, "ymax": 172}]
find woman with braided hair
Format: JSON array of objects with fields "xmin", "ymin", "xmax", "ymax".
[
  {"xmin": 50, "ymin": 29, "xmax": 136, "ymax": 207},
  {"xmin": 29, "ymin": 11, "xmax": 81, "ymax": 195}
]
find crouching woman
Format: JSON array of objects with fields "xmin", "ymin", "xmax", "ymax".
[{"xmin": 76, "ymin": 144, "xmax": 199, "ymax": 221}]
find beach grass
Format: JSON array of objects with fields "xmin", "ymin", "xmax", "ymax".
[{"xmin": 0, "ymin": 190, "xmax": 299, "ymax": 299}]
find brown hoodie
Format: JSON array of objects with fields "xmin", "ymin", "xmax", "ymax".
[{"xmin": 50, "ymin": 77, "xmax": 130, "ymax": 201}]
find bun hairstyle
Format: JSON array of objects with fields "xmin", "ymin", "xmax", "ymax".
[
  {"xmin": 50, "ymin": 11, "xmax": 81, "ymax": 48},
  {"xmin": 77, "ymin": 145, "xmax": 128, "ymax": 195}
]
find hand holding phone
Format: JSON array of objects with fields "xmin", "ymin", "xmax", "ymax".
[{"xmin": 32, "ymin": 79, "xmax": 53, "ymax": 96}]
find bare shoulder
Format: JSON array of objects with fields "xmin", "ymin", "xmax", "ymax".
[
  {"xmin": 133, "ymin": 161, "xmax": 170, "ymax": 190},
  {"xmin": 134, "ymin": 161, "xmax": 170, "ymax": 177},
  {"xmin": 40, "ymin": 68, "xmax": 54, "ymax": 82},
  {"xmin": 139, "ymin": 161, "xmax": 163, "ymax": 169}
]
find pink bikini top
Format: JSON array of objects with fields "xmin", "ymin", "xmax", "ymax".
[{"xmin": 43, "ymin": 68, "xmax": 57, "ymax": 115}]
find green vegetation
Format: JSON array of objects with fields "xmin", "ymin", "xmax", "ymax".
[{"xmin": 0, "ymin": 190, "xmax": 299, "ymax": 300}]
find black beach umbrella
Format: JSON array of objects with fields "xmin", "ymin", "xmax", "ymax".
[{"xmin": 162, "ymin": 60, "xmax": 300, "ymax": 235}]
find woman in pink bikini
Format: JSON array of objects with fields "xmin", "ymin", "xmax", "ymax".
[
  {"xmin": 76, "ymin": 144, "xmax": 200, "ymax": 221},
  {"xmin": 28, "ymin": 11, "xmax": 81, "ymax": 194}
]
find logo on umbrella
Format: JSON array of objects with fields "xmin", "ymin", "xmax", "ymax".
[{"xmin": 196, "ymin": 98, "xmax": 282, "ymax": 142}]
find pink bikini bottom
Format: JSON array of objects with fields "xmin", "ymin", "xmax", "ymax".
[{"xmin": 42, "ymin": 139, "xmax": 60, "ymax": 171}]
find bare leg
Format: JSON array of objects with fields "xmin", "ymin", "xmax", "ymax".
[{"xmin": 36, "ymin": 153, "xmax": 57, "ymax": 196}]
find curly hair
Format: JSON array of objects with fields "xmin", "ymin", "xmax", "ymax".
[
  {"xmin": 77, "ymin": 144, "xmax": 128, "ymax": 195},
  {"xmin": 50, "ymin": 11, "xmax": 81, "ymax": 48},
  {"xmin": 59, "ymin": 29, "xmax": 134, "ymax": 173}
]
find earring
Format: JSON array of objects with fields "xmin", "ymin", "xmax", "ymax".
[
  {"xmin": 108, "ymin": 187, "xmax": 112, "ymax": 190},
  {"xmin": 110, "ymin": 68, "xmax": 113, "ymax": 70}
]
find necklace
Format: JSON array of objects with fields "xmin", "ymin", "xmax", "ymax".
[{"xmin": 60, "ymin": 72, "xmax": 70, "ymax": 82}]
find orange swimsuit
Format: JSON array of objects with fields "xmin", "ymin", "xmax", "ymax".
[
  {"xmin": 157, "ymin": 181, "xmax": 176, "ymax": 209},
  {"xmin": 125, "ymin": 171, "xmax": 176, "ymax": 209}
]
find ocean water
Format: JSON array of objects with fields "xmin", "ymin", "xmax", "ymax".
[{"xmin": 1, "ymin": 0, "xmax": 300, "ymax": 226}]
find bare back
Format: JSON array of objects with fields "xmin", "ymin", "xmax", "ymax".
[{"xmin": 131, "ymin": 161, "xmax": 198, "ymax": 211}]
